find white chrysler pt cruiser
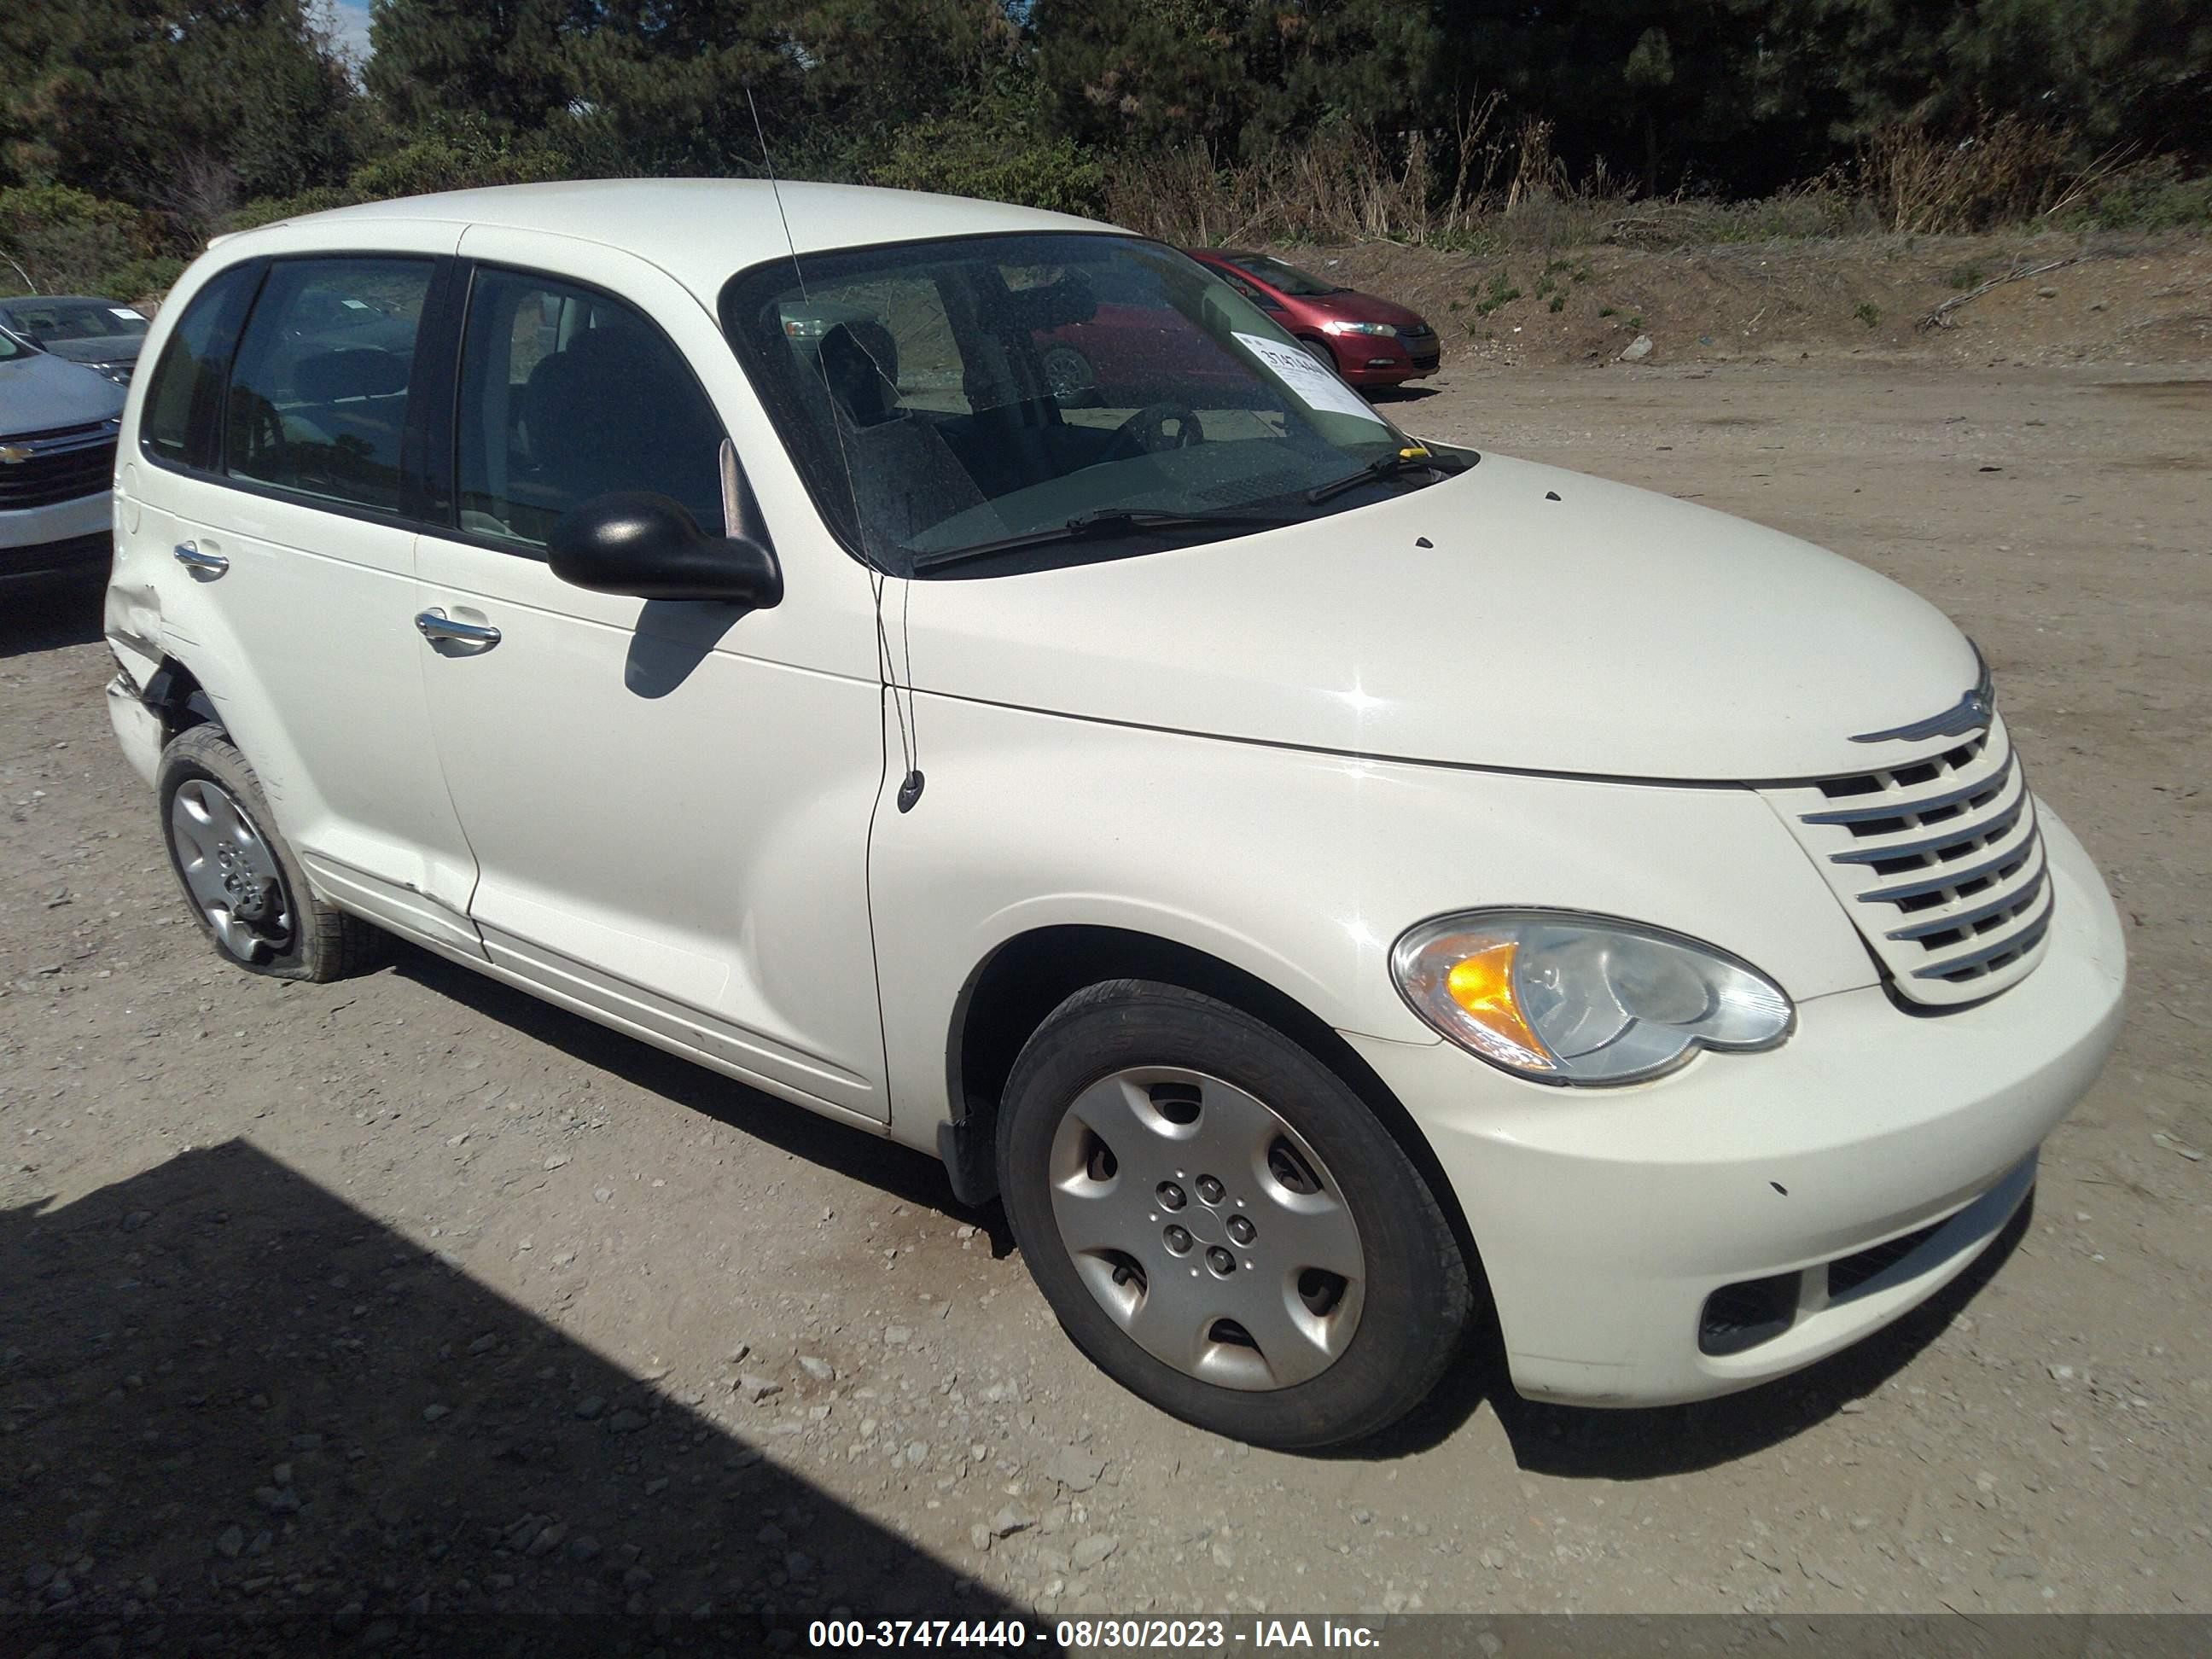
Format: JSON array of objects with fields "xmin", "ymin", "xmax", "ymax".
[{"xmin": 103, "ymin": 182, "xmax": 2124, "ymax": 1447}]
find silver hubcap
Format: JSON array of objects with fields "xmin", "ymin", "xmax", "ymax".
[
  {"xmin": 1048, "ymin": 1066, "xmax": 1365, "ymax": 1391},
  {"xmin": 169, "ymin": 778, "xmax": 291, "ymax": 963}
]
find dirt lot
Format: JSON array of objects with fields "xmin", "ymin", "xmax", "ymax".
[{"xmin": 3, "ymin": 345, "xmax": 2208, "ymax": 1642}]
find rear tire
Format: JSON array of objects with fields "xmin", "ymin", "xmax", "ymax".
[
  {"xmin": 157, "ymin": 725, "xmax": 386, "ymax": 982},
  {"xmin": 997, "ymin": 979, "xmax": 1471, "ymax": 1448}
]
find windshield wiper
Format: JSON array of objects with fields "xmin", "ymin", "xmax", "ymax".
[
  {"xmin": 910, "ymin": 506, "xmax": 1304, "ymax": 571},
  {"xmin": 1304, "ymin": 448, "xmax": 1470, "ymax": 505}
]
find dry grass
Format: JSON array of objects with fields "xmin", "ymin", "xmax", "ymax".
[
  {"xmin": 1104, "ymin": 112, "xmax": 2171, "ymax": 256},
  {"xmin": 1860, "ymin": 116, "xmax": 2123, "ymax": 234}
]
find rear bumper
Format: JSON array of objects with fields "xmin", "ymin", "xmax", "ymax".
[
  {"xmin": 2, "ymin": 489, "xmax": 112, "ymax": 579},
  {"xmin": 106, "ymin": 672, "xmax": 165, "ymax": 788},
  {"xmin": 1347, "ymin": 804, "xmax": 2126, "ymax": 1406}
]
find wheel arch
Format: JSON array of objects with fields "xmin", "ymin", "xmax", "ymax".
[
  {"xmin": 143, "ymin": 656, "xmax": 223, "ymax": 743},
  {"xmin": 943, "ymin": 923, "xmax": 1480, "ymax": 1273}
]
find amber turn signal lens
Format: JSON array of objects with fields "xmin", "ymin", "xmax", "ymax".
[{"xmin": 1443, "ymin": 941, "xmax": 1552, "ymax": 1066}]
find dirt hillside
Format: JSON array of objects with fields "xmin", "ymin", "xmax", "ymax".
[{"xmin": 1297, "ymin": 230, "xmax": 2211, "ymax": 370}]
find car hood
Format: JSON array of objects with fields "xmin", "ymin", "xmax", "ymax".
[
  {"xmin": 39, "ymin": 336, "xmax": 141, "ymax": 369},
  {"xmin": 0, "ymin": 347, "xmax": 126, "ymax": 434},
  {"xmin": 903, "ymin": 452, "xmax": 1980, "ymax": 782},
  {"xmin": 1313, "ymin": 288, "xmax": 1426, "ymax": 328}
]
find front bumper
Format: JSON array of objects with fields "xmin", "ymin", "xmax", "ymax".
[
  {"xmin": 1336, "ymin": 346, "xmax": 1441, "ymax": 387},
  {"xmin": 1347, "ymin": 803, "xmax": 2125, "ymax": 1407},
  {"xmin": 2, "ymin": 489, "xmax": 112, "ymax": 580}
]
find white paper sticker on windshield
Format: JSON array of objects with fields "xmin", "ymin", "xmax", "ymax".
[
  {"xmin": 1234, "ymin": 331, "xmax": 1388, "ymax": 425},
  {"xmin": 110, "ymin": 306, "xmax": 145, "ymax": 320},
  {"xmin": 341, "ymin": 299, "xmax": 371, "ymax": 310}
]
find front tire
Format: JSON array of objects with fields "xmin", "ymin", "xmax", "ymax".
[
  {"xmin": 157, "ymin": 725, "xmax": 385, "ymax": 982},
  {"xmin": 998, "ymin": 980, "xmax": 1472, "ymax": 1447}
]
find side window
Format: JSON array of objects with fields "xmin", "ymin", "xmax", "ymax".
[
  {"xmin": 457, "ymin": 268, "xmax": 725, "ymax": 546},
  {"xmin": 224, "ymin": 256, "xmax": 434, "ymax": 512},
  {"xmin": 139, "ymin": 263, "xmax": 261, "ymax": 470},
  {"xmin": 1221, "ymin": 272, "xmax": 1278, "ymax": 311}
]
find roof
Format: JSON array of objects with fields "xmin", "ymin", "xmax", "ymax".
[{"xmin": 230, "ymin": 179, "xmax": 1124, "ymax": 308}]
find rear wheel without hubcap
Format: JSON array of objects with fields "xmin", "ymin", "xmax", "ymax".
[
  {"xmin": 157, "ymin": 725, "xmax": 387, "ymax": 982},
  {"xmin": 169, "ymin": 777, "xmax": 293, "ymax": 963},
  {"xmin": 999, "ymin": 980, "xmax": 1473, "ymax": 1447}
]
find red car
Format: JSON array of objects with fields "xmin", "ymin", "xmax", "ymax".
[{"xmin": 1184, "ymin": 248, "xmax": 1441, "ymax": 389}]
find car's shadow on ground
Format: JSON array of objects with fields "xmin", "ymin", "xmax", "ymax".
[
  {"xmin": 0, "ymin": 1138, "xmax": 1045, "ymax": 1650},
  {"xmin": 0, "ymin": 572, "xmax": 105, "ymax": 659},
  {"xmin": 1366, "ymin": 386, "xmax": 1441, "ymax": 406},
  {"xmin": 391, "ymin": 947, "xmax": 1015, "ymax": 1257}
]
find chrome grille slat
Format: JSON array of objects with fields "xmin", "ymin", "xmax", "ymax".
[
  {"xmin": 1825, "ymin": 768, "xmax": 2027, "ymax": 864},
  {"xmin": 1855, "ymin": 809, "xmax": 2040, "ymax": 904},
  {"xmin": 1759, "ymin": 713, "xmax": 2051, "ymax": 1008},
  {"xmin": 1908, "ymin": 888, "xmax": 2054, "ymax": 979},
  {"xmin": 1801, "ymin": 749, "xmax": 2015, "ymax": 825},
  {"xmin": 1885, "ymin": 857, "xmax": 2048, "ymax": 940}
]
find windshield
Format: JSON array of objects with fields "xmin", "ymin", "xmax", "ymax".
[
  {"xmin": 5, "ymin": 299, "xmax": 148, "ymax": 343},
  {"xmin": 724, "ymin": 233, "xmax": 1429, "ymax": 575},
  {"xmin": 1225, "ymin": 254, "xmax": 1342, "ymax": 297}
]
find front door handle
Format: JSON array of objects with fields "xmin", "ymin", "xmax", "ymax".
[
  {"xmin": 173, "ymin": 540, "xmax": 228, "ymax": 577},
  {"xmin": 415, "ymin": 608, "xmax": 502, "ymax": 650}
]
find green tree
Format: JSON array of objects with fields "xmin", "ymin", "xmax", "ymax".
[
  {"xmin": 0, "ymin": 0, "xmax": 357, "ymax": 219},
  {"xmin": 1036, "ymin": 0, "xmax": 1442, "ymax": 158}
]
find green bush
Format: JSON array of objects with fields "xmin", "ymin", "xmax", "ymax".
[
  {"xmin": 346, "ymin": 123, "xmax": 570, "ymax": 205},
  {"xmin": 0, "ymin": 184, "xmax": 154, "ymax": 297},
  {"xmin": 97, "ymin": 256, "xmax": 188, "ymax": 306},
  {"xmin": 2073, "ymin": 160, "xmax": 2212, "ymax": 231},
  {"xmin": 224, "ymin": 187, "xmax": 360, "ymax": 235},
  {"xmin": 870, "ymin": 106, "xmax": 1106, "ymax": 217}
]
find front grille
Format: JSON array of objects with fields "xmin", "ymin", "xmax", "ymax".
[
  {"xmin": 0, "ymin": 425, "xmax": 116, "ymax": 511},
  {"xmin": 1826, "ymin": 1220, "xmax": 1946, "ymax": 1298},
  {"xmin": 1760, "ymin": 715, "xmax": 2051, "ymax": 1007},
  {"xmin": 1396, "ymin": 323, "xmax": 1435, "ymax": 342}
]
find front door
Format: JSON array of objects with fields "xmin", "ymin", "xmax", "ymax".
[{"xmin": 412, "ymin": 232, "xmax": 890, "ymax": 1119}]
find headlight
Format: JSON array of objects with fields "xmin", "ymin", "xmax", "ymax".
[
  {"xmin": 1322, "ymin": 320, "xmax": 1399, "ymax": 336},
  {"xmin": 1390, "ymin": 911, "xmax": 1793, "ymax": 1086}
]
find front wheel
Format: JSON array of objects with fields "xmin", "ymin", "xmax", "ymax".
[{"xmin": 997, "ymin": 980, "xmax": 1472, "ymax": 1447}]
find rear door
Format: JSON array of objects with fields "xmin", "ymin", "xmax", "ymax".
[
  {"xmin": 126, "ymin": 234, "xmax": 484, "ymax": 954},
  {"xmin": 410, "ymin": 230, "xmax": 890, "ymax": 1118}
]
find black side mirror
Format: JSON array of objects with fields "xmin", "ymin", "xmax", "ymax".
[{"xmin": 548, "ymin": 492, "xmax": 783, "ymax": 608}]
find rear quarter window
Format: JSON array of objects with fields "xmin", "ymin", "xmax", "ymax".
[{"xmin": 139, "ymin": 263, "xmax": 263, "ymax": 470}]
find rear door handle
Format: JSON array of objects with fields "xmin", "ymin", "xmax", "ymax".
[
  {"xmin": 415, "ymin": 608, "xmax": 502, "ymax": 650},
  {"xmin": 173, "ymin": 540, "xmax": 228, "ymax": 577}
]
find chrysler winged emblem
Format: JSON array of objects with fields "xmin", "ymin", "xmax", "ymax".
[
  {"xmin": 1851, "ymin": 649, "xmax": 1995, "ymax": 743},
  {"xmin": 0, "ymin": 445, "xmax": 32, "ymax": 464}
]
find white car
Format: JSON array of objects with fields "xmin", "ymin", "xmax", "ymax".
[{"xmin": 102, "ymin": 182, "xmax": 2124, "ymax": 1447}]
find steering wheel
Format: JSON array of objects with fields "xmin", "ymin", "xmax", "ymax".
[{"xmin": 1116, "ymin": 401, "xmax": 1206, "ymax": 455}]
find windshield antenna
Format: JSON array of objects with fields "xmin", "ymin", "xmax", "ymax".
[{"xmin": 747, "ymin": 87, "xmax": 924, "ymax": 812}]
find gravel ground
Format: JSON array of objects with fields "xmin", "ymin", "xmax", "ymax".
[{"xmin": 2, "ymin": 358, "xmax": 2207, "ymax": 1639}]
